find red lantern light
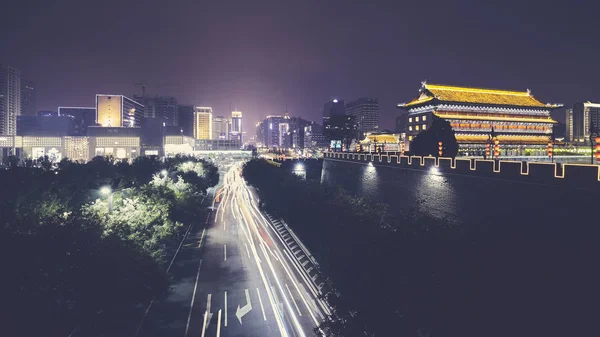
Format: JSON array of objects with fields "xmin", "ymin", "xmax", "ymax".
[
  {"xmin": 438, "ymin": 141, "xmax": 443, "ymax": 156},
  {"xmin": 485, "ymin": 143, "xmax": 490, "ymax": 157},
  {"xmin": 595, "ymin": 136, "xmax": 600, "ymax": 144}
]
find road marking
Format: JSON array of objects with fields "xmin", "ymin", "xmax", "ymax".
[
  {"xmin": 198, "ymin": 228, "xmax": 206, "ymax": 248},
  {"xmin": 224, "ymin": 291, "xmax": 228, "ymax": 327},
  {"xmin": 286, "ymin": 283, "xmax": 302, "ymax": 316},
  {"xmin": 256, "ymin": 287, "xmax": 267, "ymax": 321},
  {"xmin": 216, "ymin": 309, "xmax": 222, "ymax": 337},
  {"xmin": 307, "ymin": 266, "xmax": 313, "ymax": 273},
  {"xmin": 302, "ymin": 260, "xmax": 309, "ymax": 267},
  {"xmin": 245, "ymin": 242, "xmax": 251, "ymax": 258},
  {"xmin": 224, "ymin": 244, "xmax": 227, "ymax": 261},
  {"xmin": 202, "ymin": 294, "xmax": 214, "ymax": 337},
  {"xmin": 200, "ymin": 309, "xmax": 208, "ymax": 337},
  {"xmin": 184, "ymin": 259, "xmax": 203, "ymax": 337},
  {"xmin": 236, "ymin": 289, "xmax": 252, "ymax": 325}
]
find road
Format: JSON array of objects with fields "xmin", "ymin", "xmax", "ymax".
[{"xmin": 136, "ymin": 161, "xmax": 330, "ymax": 337}]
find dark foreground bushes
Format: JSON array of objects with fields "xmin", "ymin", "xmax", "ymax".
[
  {"xmin": 0, "ymin": 155, "xmax": 218, "ymax": 336},
  {"xmin": 243, "ymin": 159, "xmax": 598, "ymax": 337}
]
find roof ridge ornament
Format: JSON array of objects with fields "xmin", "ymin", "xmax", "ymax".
[{"xmin": 526, "ymin": 88, "xmax": 531, "ymax": 95}]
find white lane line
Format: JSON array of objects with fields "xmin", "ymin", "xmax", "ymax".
[
  {"xmin": 245, "ymin": 242, "xmax": 251, "ymax": 258},
  {"xmin": 286, "ymin": 283, "xmax": 302, "ymax": 316},
  {"xmin": 216, "ymin": 309, "xmax": 222, "ymax": 337},
  {"xmin": 302, "ymin": 260, "xmax": 309, "ymax": 267},
  {"xmin": 184, "ymin": 259, "xmax": 203, "ymax": 337},
  {"xmin": 257, "ymin": 287, "xmax": 267, "ymax": 321},
  {"xmin": 200, "ymin": 309, "xmax": 208, "ymax": 337},
  {"xmin": 224, "ymin": 291, "xmax": 228, "ymax": 327},
  {"xmin": 224, "ymin": 244, "xmax": 227, "ymax": 261}
]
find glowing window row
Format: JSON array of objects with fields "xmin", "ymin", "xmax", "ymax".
[
  {"xmin": 409, "ymin": 124, "xmax": 427, "ymax": 131},
  {"xmin": 408, "ymin": 115, "xmax": 427, "ymax": 123}
]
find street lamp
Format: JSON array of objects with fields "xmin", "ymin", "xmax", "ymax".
[
  {"xmin": 100, "ymin": 186, "xmax": 113, "ymax": 214},
  {"xmin": 160, "ymin": 169, "xmax": 168, "ymax": 177}
]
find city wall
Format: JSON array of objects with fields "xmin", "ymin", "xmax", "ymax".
[{"xmin": 323, "ymin": 152, "xmax": 600, "ymax": 191}]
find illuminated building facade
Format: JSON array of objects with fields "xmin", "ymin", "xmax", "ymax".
[
  {"xmin": 96, "ymin": 94, "xmax": 144, "ymax": 128},
  {"xmin": 212, "ymin": 116, "xmax": 231, "ymax": 140},
  {"xmin": 0, "ymin": 65, "xmax": 21, "ymax": 136},
  {"xmin": 230, "ymin": 110, "xmax": 242, "ymax": 143},
  {"xmin": 571, "ymin": 101, "xmax": 600, "ymax": 144},
  {"xmin": 194, "ymin": 107, "xmax": 212, "ymax": 140},
  {"xmin": 398, "ymin": 82, "xmax": 560, "ymax": 154},
  {"xmin": 565, "ymin": 108, "xmax": 573, "ymax": 143}
]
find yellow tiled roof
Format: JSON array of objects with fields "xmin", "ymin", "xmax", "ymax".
[
  {"xmin": 360, "ymin": 134, "xmax": 399, "ymax": 144},
  {"xmin": 404, "ymin": 83, "xmax": 556, "ymax": 108},
  {"xmin": 434, "ymin": 112, "xmax": 558, "ymax": 124},
  {"xmin": 455, "ymin": 134, "xmax": 551, "ymax": 145}
]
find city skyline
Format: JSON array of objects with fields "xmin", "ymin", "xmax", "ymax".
[{"xmin": 2, "ymin": 0, "xmax": 598, "ymax": 134}]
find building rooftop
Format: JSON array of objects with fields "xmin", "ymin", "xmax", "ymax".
[{"xmin": 402, "ymin": 82, "xmax": 560, "ymax": 108}]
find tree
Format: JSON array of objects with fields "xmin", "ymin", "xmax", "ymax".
[{"xmin": 410, "ymin": 116, "xmax": 458, "ymax": 157}]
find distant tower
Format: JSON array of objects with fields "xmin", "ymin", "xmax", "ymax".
[
  {"xmin": 0, "ymin": 65, "xmax": 21, "ymax": 135},
  {"xmin": 230, "ymin": 110, "xmax": 243, "ymax": 144}
]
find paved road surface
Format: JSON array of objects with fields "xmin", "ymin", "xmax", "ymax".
[{"xmin": 136, "ymin": 162, "xmax": 330, "ymax": 337}]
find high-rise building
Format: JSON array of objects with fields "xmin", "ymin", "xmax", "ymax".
[
  {"xmin": 571, "ymin": 101, "xmax": 600, "ymax": 144},
  {"xmin": 322, "ymin": 99, "xmax": 345, "ymax": 121},
  {"xmin": 135, "ymin": 95, "xmax": 178, "ymax": 126},
  {"xmin": 0, "ymin": 65, "xmax": 21, "ymax": 136},
  {"xmin": 345, "ymin": 97, "xmax": 379, "ymax": 137},
  {"xmin": 17, "ymin": 115, "xmax": 74, "ymax": 136},
  {"xmin": 565, "ymin": 108, "xmax": 573, "ymax": 143},
  {"xmin": 96, "ymin": 94, "xmax": 144, "ymax": 128},
  {"xmin": 212, "ymin": 116, "xmax": 230, "ymax": 140},
  {"xmin": 194, "ymin": 107, "xmax": 212, "ymax": 139},
  {"xmin": 20, "ymin": 79, "xmax": 36, "ymax": 116},
  {"xmin": 58, "ymin": 107, "xmax": 97, "ymax": 136},
  {"xmin": 230, "ymin": 110, "xmax": 243, "ymax": 143},
  {"xmin": 178, "ymin": 105, "xmax": 194, "ymax": 137}
]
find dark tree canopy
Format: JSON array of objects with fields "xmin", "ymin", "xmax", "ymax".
[{"xmin": 410, "ymin": 116, "xmax": 458, "ymax": 157}]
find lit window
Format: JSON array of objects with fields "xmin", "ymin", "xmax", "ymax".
[
  {"xmin": 408, "ymin": 117, "xmax": 412, "ymax": 123},
  {"xmin": 409, "ymin": 126, "xmax": 412, "ymax": 131},
  {"xmin": 423, "ymin": 115, "xmax": 427, "ymax": 121},
  {"xmin": 409, "ymin": 135, "xmax": 413, "ymax": 141},
  {"xmin": 416, "ymin": 117, "xmax": 420, "ymax": 122},
  {"xmin": 415, "ymin": 125, "xmax": 420, "ymax": 131},
  {"xmin": 422, "ymin": 124, "xmax": 427, "ymax": 130}
]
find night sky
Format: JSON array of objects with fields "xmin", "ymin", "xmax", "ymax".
[{"xmin": 2, "ymin": 0, "xmax": 599, "ymax": 132}]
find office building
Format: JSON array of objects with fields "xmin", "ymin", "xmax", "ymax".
[
  {"xmin": 565, "ymin": 108, "xmax": 573, "ymax": 143},
  {"xmin": 257, "ymin": 115, "xmax": 288, "ymax": 148},
  {"xmin": 345, "ymin": 97, "xmax": 379, "ymax": 137},
  {"xmin": 398, "ymin": 82, "xmax": 560, "ymax": 154},
  {"xmin": 178, "ymin": 104, "xmax": 194, "ymax": 137},
  {"xmin": 135, "ymin": 95, "xmax": 178, "ymax": 126},
  {"xmin": 17, "ymin": 115, "xmax": 74, "ymax": 136},
  {"xmin": 230, "ymin": 110, "xmax": 242, "ymax": 143},
  {"xmin": 96, "ymin": 94, "xmax": 144, "ymax": 128},
  {"xmin": 303, "ymin": 123, "xmax": 327, "ymax": 149},
  {"xmin": 58, "ymin": 107, "xmax": 96, "ymax": 136},
  {"xmin": 571, "ymin": 102, "xmax": 600, "ymax": 144},
  {"xmin": 20, "ymin": 79, "xmax": 36, "ymax": 116},
  {"xmin": 324, "ymin": 115, "xmax": 357, "ymax": 151},
  {"xmin": 0, "ymin": 65, "xmax": 21, "ymax": 136},
  {"xmin": 322, "ymin": 99, "xmax": 345, "ymax": 120},
  {"xmin": 194, "ymin": 107, "xmax": 212, "ymax": 139},
  {"xmin": 212, "ymin": 116, "xmax": 231, "ymax": 140}
]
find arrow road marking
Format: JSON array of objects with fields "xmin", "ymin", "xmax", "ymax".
[
  {"xmin": 201, "ymin": 294, "xmax": 213, "ymax": 337},
  {"xmin": 236, "ymin": 289, "xmax": 252, "ymax": 325}
]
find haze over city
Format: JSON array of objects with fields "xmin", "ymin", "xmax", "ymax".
[{"xmin": 3, "ymin": 0, "xmax": 599, "ymax": 131}]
